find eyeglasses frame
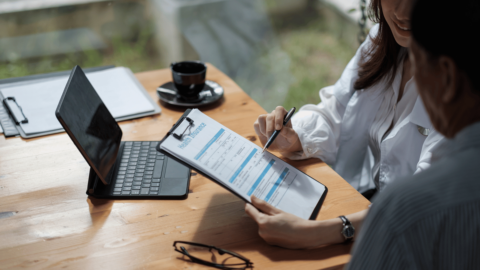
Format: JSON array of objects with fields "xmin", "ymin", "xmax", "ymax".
[{"xmin": 173, "ymin": 241, "xmax": 253, "ymax": 270}]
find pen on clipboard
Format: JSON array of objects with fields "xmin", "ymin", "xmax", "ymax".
[{"xmin": 262, "ymin": 107, "xmax": 296, "ymax": 153}]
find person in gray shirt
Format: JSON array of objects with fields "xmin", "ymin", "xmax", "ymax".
[{"xmin": 347, "ymin": 0, "xmax": 480, "ymax": 269}]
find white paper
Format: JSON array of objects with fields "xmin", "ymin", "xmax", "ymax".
[
  {"xmin": 161, "ymin": 109, "xmax": 326, "ymax": 219},
  {"xmin": 0, "ymin": 67, "xmax": 155, "ymax": 135}
]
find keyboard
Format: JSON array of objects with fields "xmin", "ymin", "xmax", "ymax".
[{"xmin": 112, "ymin": 141, "xmax": 165, "ymax": 196}]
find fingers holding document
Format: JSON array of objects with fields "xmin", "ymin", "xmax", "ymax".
[
  {"xmin": 253, "ymin": 106, "xmax": 302, "ymax": 153},
  {"xmin": 245, "ymin": 196, "xmax": 322, "ymax": 249}
]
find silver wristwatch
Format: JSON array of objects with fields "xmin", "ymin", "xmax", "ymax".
[{"xmin": 339, "ymin": 215, "xmax": 355, "ymax": 242}]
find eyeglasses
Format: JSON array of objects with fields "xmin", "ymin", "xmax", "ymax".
[{"xmin": 173, "ymin": 241, "xmax": 253, "ymax": 270}]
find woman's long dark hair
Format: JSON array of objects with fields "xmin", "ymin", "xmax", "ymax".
[{"xmin": 354, "ymin": 0, "xmax": 402, "ymax": 90}]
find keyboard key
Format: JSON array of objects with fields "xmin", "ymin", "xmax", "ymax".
[
  {"xmin": 131, "ymin": 154, "xmax": 139, "ymax": 158},
  {"xmin": 127, "ymin": 170, "xmax": 135, "ymax": 174},
  {"xmin": 131, "ymin": 190, "xmax": 140, "ymax": 195},
  {"xmin": 147, "ymin": 162, "xmax": 155, "ymax": 167},
  {"xmin": 152, "ymin": 183, "xmax": 160, "ymax": 187},
  {"xmin": 145, "ymin": 171, "xmax": 153, "ymax": 175},
  {"xmin": 129, "ymin": 162, "xmax": 138, "ymax": 166},
  {"xmin": 132, "ymin": 150, "xmax": 140, "ymax": 154},
  {"xmin": 113, "ymin": 192, "xmax": 121, "ymax": 195},
  {"xmin": 135, "ymin": 173, "xmax": 144, "ymax": 177},
  {"xmin": 151, "ymin": 187, "xmax": 159, "ymax": 191},
  {"xmin": 142, "ymin": 179, "xmax": 152, "ymax": 183},
  {"xmin": 142, "ymin": 184, "xmax": 151, "ymax": 188},
  {"xmin": 152, "ymin": 178, "xmax": 161, "ymax": 183},
  {"xmin": 157, "ymin": 155, "xmax": 165, "ymax": 160},
  {"xmin": 119, "ymin": 166, "xmax": 127, "ymax": 171},
  {"xmin": 132, "ymin": 185, "xmax": 141, "ymax": 190},
  {"xmin": 134, "ymin": 177, "xmax": 143, "ymax": 181},
  {"xmin": 124, "ymin": 182, "xmax": 133, "ymax": 187},
  {"xmin": 126, "ymin": 142, "xmax": 133, "ymax": 146},
  {"xmin": 140, "ymin": 153, "xmax": 148, "ymax": 157},
  {"xmin": 146, "ymin": 166, "xmax": 154, "ymax": 171},
  {"xmin": 123, "ymin": 187, "xmax": 132, "ymax": 191},
  {"xmin": 149, "ymin": 191, "xmax": 158, "ymax": 195},
  {"xmin": 136, "ymin": 169, "xmax": 145, "ymax": 173},
  {"xmin": 127, "ymin": 166, "xmax": 136, "ymax": 170},
  {"xmin": 114, "ymin": 188, "xmax": 122, "ymax": 192},
  {"xmin": 117, "ymin": 175, "xmax": 125, "ymax": 179},
  {"xmin": 122, "ymin": 191, "xmax": 131, "ymax": 195},
  {"xmin": 150, "ymin": 142, "xmax": 157, "ymax": 147},
  {"xmin": 118, "ymin": 171, "xmax": 126, "ymax": 175},
  {"xmin": 126, "ymin": 174, "xmax": 135, "ymax": 177},
  {"xmin": 133, "ymin": 142, "xmax": 141, "ymax": 145},
  {"xmin": 115, "ymin": 184, "xmax": 123, "ymax": 188},
  {"xmin": 139, "ymin": 161, "xmax": 147, "ymax": 165},
  {"xmin": 137, "ymin": 165, "xmax": 146, "ymax": 169},
  {"xmin": 149, "ymin": 155, "xmax": 156, "ymax": 159},
  {"xmin": 147, "ymin": 158, "xmax": 155, "ymax": 163},
  {"xmin": 141, "ymin": 188, "xmax": 150, "ymax": 194},
  {"xmin": 142, "ymin": 142, "xmax": 150, "ymax": 145},
  {"xmin": 133, "ymin": 181, "xmax": 142, "ymax": 186},
  {"xmin": 144, "ymin": 174, "xmax": 152, "ymax": 179},
  {"xmin": 116, "ymin": 180, "xmax": 124, "ymax": 184},
  {"xmin": 140, "ymin": 157, "xmax": 148, "ymax": 161},
  {"xmin": 120, "ymin": 162, "xmax": 128, "ymax": 167}
]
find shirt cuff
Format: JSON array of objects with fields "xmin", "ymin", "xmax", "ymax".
[{"xmin": 280, "ymin": 126, "xmax": 317, "ymax": 160}]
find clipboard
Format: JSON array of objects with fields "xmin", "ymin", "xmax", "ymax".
[
  {"xmin": 156, "ymin": 109, "xmax": 328, "ymax": 220},
  {"xmin": 0, "ymin": 66, "xmax": 162, "ymax": 138},
  {"xmin": 0, "ymin": 65, "xmax": 115, "ymax": 137}
]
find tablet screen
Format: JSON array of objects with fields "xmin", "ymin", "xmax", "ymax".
[{"xmin": 55, "ymin": 66, "xmax": 122, "ymax": 184}]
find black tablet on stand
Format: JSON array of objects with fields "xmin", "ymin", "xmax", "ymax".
[{"xmin": 56, "ymin": 66, "xmax": 190, "ymax": 199}]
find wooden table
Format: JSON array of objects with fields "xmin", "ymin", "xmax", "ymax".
[{"xmin": 0, "ymin": 64, "xmax": 370, "ymax": 269}]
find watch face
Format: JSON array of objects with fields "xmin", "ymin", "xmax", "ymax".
[{"xmin": 343, "ymin": 226, "xmax": 355, "ymax": 238}]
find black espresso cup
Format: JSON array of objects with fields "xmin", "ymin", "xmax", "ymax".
[{"xmin": 171, "ymin": 61, "xmax": 207, "ymax": 101}]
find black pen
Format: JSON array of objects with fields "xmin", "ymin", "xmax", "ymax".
[{"xmin": 262, "ymin": 107, "xmax": 296, "ymax": 153}]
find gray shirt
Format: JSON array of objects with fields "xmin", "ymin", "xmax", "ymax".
[{"xmin": 347, "ymin": 121, "xmax": 480, "ymax": 270}]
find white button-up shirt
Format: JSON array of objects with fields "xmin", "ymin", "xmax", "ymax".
[{"xmin": 282, "ymin": 25, "xmax": 445, "ymax": 192}]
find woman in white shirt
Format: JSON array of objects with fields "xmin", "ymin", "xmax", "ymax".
[{"xmin": 245, "ymin": 0, "xmax": 444, "ymax": 249}]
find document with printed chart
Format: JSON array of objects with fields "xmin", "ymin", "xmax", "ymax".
[{"xmin": 158, "ymin": 109, "xmax": 328, "ymax": 220}]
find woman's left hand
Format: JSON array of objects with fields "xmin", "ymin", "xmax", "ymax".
[{"xmin": 245, "ymin": 195, "xmax": 324, "ymax": 249}]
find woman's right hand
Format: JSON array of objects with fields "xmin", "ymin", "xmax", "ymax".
[{"xmin": 253, "ymin": 106, "xmax": 302, "ymax": 153}]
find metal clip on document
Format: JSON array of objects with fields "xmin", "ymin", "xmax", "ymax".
[{"xmin": 172, "ymin": 117, "xmax": 194, "ymax": 140}]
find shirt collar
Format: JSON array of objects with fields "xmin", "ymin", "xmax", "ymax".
[
  {"xmin": 432, "ymin": 121, "xmax": 480, "ymax": 161},
  {"xmin": 407, "ymin": 95, "xmax": 433, "ymax": 129},
  {"xmin": 393, "ymin": 49, "xmax": 433, "ymax": 130}
]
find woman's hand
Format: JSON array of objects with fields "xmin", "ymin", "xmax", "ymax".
[
  {"xmin": 246, "ymin": 196, "xmax": 369, "ymax": 249},
  {"xmin": 254, "ymin": 106, "xmax": 302, "ymax": 153},
  {"xmin": 245, "ymin": 196, "xmax": 326, "ymax": 249}
]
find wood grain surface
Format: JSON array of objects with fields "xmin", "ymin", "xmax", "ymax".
[{"xmin": 0, "ymin": 64, "xmax": 370, "ymax": 270}]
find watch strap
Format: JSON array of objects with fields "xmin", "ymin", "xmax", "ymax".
[{"xmin": 339, "ymin": 215, "xmax": 350, "ymax": 226}]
